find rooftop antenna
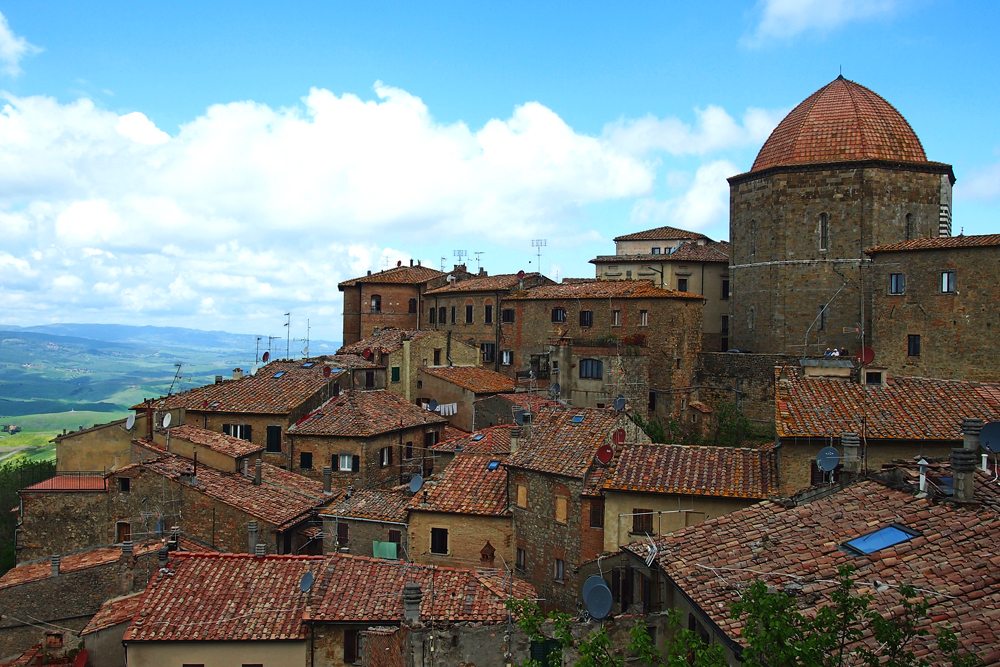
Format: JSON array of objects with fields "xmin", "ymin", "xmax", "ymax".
[
  {"xmin": 167, "ymin": 364, "xmax": 183, "ymax": 395},
  {"xmin": 440, "ymin": 257, "xmax": 446, "ymax": 272},
  {"xmin": 256, "ymin": 336, "xmax": 262, "ymax": 364},
  {"xmin": 531, "ymin": 239, "xmax": 546, "ymax": 271},
  {"xmin": 295, "ymin": 319, "xmax": 311, "ymax": 358},
  {"xmin": 453, "ymin": 249, "xmax": 468, "ymax": 268},
  {"xmin": 267, "ymin": 335, "xmax": 279, "ymax": 360},
  {"xmin": 474, "ymin": 251, "xmax": 484, "ymax": 271},
  {"xmin": 284, "ymin": 312, "xmax": 291, "ymax": 359}
]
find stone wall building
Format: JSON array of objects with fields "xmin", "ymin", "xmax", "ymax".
[
  {"xmin": 320, "ymin": 486, "xmax": 411, "ymax": 559},
  {"xmin": 590, "ymin": 226, "xmax": 732, "ymax": 351},
  {"xmin": 472, "ymin": 393, "xmax": 563, "ymax": 430},
  {"xmin": 866, "ymin": 234, "xmax": 1000, "ymax": 383},
  {"xmin": 430, "ymin": 423, "xmax": 513, "ymax": 468},
  {"xmin": 728, "ymin": 76, "xmax": 956, "ymax": 357},
  {"xmin": 416, "ymin": 365, "xmax": 515, "ymax": 432},
  {"xmin": 53, "ymin": 414, "xmax": 149, "ymax": 474}
]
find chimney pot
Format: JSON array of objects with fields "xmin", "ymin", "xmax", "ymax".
[
  {"xmin": 248, "ymin": 521, "xmax": 259, "ymax": 554},
  {"xmin": 158, "ymin": 545, "xmax": 169, "ymax": 567},
  {"xmin": 255, "ymin": 543, "xmax": 267, "ymax": 558},
  {"xmin": 402, "ymin": 582, "xmax": 423, "ymax": 624},
  {"xmin": 410, "ymin": 259, "xmax": 414, "ymax": 267},
  {"xmin": 510, "ymin": 427, "xmax": 521, "ymax": 453},
  {"xmin": 322, "ymin": 466, "xmax": 333, "ymax": 495},
  {"xmin": 367, "ymin": 270, "xmax": 372, "ymax": 276},
  {"xmin": 121, "ymin": 540, "xmax": 133, "ymax": 556},
  {"xmin": 962, "ymin": 417, "xmax": 985, "ymax": 451},
  {"xmin": 840, "ymin": 433, "xmax": 861, "ymax": 473},
  {"xmin": 254, "ymin": 458, "xmax": 262, "ymax": 486},
  {"xmin": 215, "ymin": 375, "xmax": 223, "ymax": 384},
  {"xmin": 233, "ymin": 368, "xmax": 243, "ymax": 380},
  {"xmin": 951, "ymin": 448, "xmax": 978, "ymax": 502},
  {"xmin": 50, "ymin": 555, "xmax": 61, "ymax": 577}
]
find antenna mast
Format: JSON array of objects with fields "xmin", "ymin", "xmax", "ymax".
[
  {"xmin": 531, "ymin": 239, "xmax": 547, "ymax": 271},
  {"xmin": 295, "ymin": 319, "xmax": 311, "ymax": 358},
  {"xmin": 453, "ymin": 249, "xmax": 468, "ymax": 269},
  {"xmin": 474, "ymin": 251, "xmax": 484, "ymax": 271},
  {"xmin": 284, "ymin": 312, "xmax": 291, "ymax": 359},
  {"xmin": 167, "ymin": 363, "xmax": 183, "ymax": 395}
]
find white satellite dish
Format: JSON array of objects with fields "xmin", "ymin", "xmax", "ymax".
[
  {"xmin": 125, "ymin": 414, "xmax": 136, "ymax": 431},
  {"xmin": 162, "ymin": 413, "xmax": 172, "ymax": 429},
  {"xmin": 251, "ymin": 365, "xmax": 259, "ymax": 376}
]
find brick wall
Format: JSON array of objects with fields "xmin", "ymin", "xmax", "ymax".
[
  {"xmin": 729, "ymin": 164, "xmax": 952, "ymax": 355},
  {"xmin": 321, "ymin": 515, "xmax": 408, "ymax": 558},
  {"xmin": 407, "ymin": 511, "xmax": 512, "ymax": 569},
  {"xmin": 871, "ymin": 247, "xmax": 1000, "ymax": 382},
  {"xmin": 16, "ymin": 490, "xmax": 109, "ymax": 563},
  {"xmin": 694, "ymin": 352, "xmax": 799, "ymax": 424}
]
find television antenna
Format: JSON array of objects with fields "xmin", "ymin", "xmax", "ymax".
[
  {"xmin": 267, "ymin": 336, "xmax": 280, "ymax": 359},
  {"xmin": 453, "ymin": 250, "xmax": 468, "ymax": 269},
  {"xmin": 474, "ymin": 251, "xmax": 484, "ymax": 271},
  {"xmin": 167, "ymin": 364, "xmax": 183, "ymax": 395},
  {"xmin": 284, "ymin": 312, "xmax": 291, "ymax": 359},
  {"xmin": 295, "ymin": 319, "xmax": 311, "ymax": 358},
  {"xmin": 531, "ymin": 239, "xmax": 546, "ymax": 270}
]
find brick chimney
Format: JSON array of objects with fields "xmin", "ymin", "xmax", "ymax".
[
  {"xmin": 841, "ymin": 433, "xmax": 860, "ymax": 473},
  {"xmin": 254, "ymin": 458, "xmax": 262, "ymax": 486},
  {"xmin": 510, "ymin": 427, "xmax": 521, "ymax": 454},
  {"xmin": 215, "ymin": 375, "xmax": 223, "ymax": 384},
  {"xmin": 323, "ymin": 466, "xmax": 333, "ymax": 495},
  {"xmin": 158, "ymin": 545, "xmax": 169, "ymax": 568},
  {"xmin": 248, "ymin": 521, "xmax": 259, "ymax": 554},
  {"xmin": 50, "ymin": 555, "xmax": 61, "ymax": 577},
  {"xmin": 402, "ymin": 582, "xmax": 422, "ymax": 625},
  {"xmin": 951, "ymin": 448, "xmax": 977, "ymax": 502},
  {"xmin": 962, "ymin": 417, "xmax": 984, "ymax": 451}
]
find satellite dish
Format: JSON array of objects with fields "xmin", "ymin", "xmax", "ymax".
[
  {"xmin": 816, "ymin": 446, "xmax": 841, "ymax": 472},
  {"xmin": 516, "ymin": 270, "xmax": 526, "ymax": 280},
  {"xmin": 161, "ymin": 413, "xmax": 172, "ymax": 429},
  {"xmin": 981, "ymin": 422, "xmax": 1000, "ymax": 454},
  {"xmin": 612, "ymin": 429, "xmax": 626, "ymax": 445},
  {"xmin": 596, "ymin": 444, "xmax": 614, "ymax": 465},
  {"xmin": 362, "ymin": 348, "xmax": 373, "ymax": 360},
  {"xmin": 427, "ymin": 399, "xmax": 439, "ymax": 412},
  {"xmin": 857, "ymin": 347, "xmax": 875, "ymax": 365},
  {"xmin": 125, "ymin": 414, "xmax": 136, "ymax": 431},
  {"xmin": 251, "ymin": 365, "xmax": 259, "ymax": 375},
  {"xmin": 582, "ymin": 575, "xmax": 606, "ymax": 601},
  {"xmin": 397, "ymin": 260, "xmax": 402, "ymax": 267},
  {"xmin": 262, "ymin": 351, "xmax": 270, "ymax": 363},
  {"xmin": 584, "ymin": 582, "xmax": 613, "ymax": 620},
  {"xmin": 550, "ymin": 382, "xmax": 561, "ymax": 397},
  {"xmin": 323, "ymin": 366, "xmax": 332, "ymax": 378},
  {"xmin": 613, "ymin": 395, "xmax": 626, "ymax": 412},
  {"xmin": 300, "ymin": 571, "xmax": 314, "ymax": 593},
  {"xmin": 410, "ymin": 475, "xmax": 424, "ymax": 493}
]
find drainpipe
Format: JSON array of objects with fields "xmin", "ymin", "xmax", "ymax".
[
  {"xmin": 495, "ymin": 290, "xmax": 502, "ymax": 372},
  {"xmin": 447, "ymin": 330, "xmax": 452, "ymax": 366}
]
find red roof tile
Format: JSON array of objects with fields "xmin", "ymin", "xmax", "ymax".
[
  {"xmin": 0, "ymin": 542, "xmax": 160, "ymax": 590},
  {"xmin": 441, "ymin": 424, "xmax": 471, "ymax": 441},
  {"xmin": 775, "ymin": 368, "xmax": 1000, "ymax": 440},
  {"xmin": 631, "ymin": 480, "xmax": 1000, "ymax": 663},
  {"xmin": 81, "ymin": 592, "xmax": 145, "ymax": 635},
  {"xmin": 433, "ymin": 425, "xmax": 512, "ymax": 455},
  {"xmin": 338, "ymin": 265, "xmax": 444, "ymax": 288},
  {"xmin": 338, "ymin": 329, "xmax": 432, "ymax": 356},
  {"xmin": 424, "ymin": 272, "xmax": 549, "ymax": 294},
  {"xmin": 591, "ymin": 242, "xmax": 729, "ymax": 264},
  {"xmin": 751, "ymin": 77, "xmax": 929, "ymax": 173},
  {"xmin": 613, "ymin": 226, "xmax": 709, "ymax": 242},
  {"xmin": 866, "ymin": 233, "xmax": 1000, "ymax": 254},
  {"xmin": 137, "ymin": 359, "xmax": 338, "ymax": 415},
  {"xmin": 604, "ymin": 443, "xmax": 777, "ymax": 499},
  {"xmin": 305, "ymin": 554, "xmax": 534, "ymax": 624},
  {"xmin": 287, "ymin": 390, "xmax": 446, "ymax": 437},
  {"xmin": 20, "ymin": 474, "xmax": 106, "ymax": 492},
  {"xmin": 322, "ymin": 353, "xmax": 383, "ymax": 370},
  {"xmin": 420, "ymin": 365, "xmax": 515, "ymax": 394},
  {"xmin": 506, "ymin": 281, "xmax": 703, "ymax": 300},
  {"xmin": 478, "ymin": 393, "xmax": 564, "ymax": 420},
  {"xmin": 166, "ymin": 424, "xmax": 265, "ymax": 458},
  {"xmin": 124, "ymin": 553, "xmax": 323, "ymax": 642},
  {"xmin": 322, "ymin": 487, "xmax": 412, "ymax": 523},
  {"xmin": 409, "ymin": 453, "xmax": 508, "ymax": 516}
]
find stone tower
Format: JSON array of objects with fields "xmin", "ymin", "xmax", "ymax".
[{"xmin": 728, "ymin": 76, "xmax": 955, "ymax": 355}]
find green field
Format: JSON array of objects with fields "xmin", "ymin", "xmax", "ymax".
[{"xmin": 0, "ymin": 430, "xmax": 59, "ymax": 464}]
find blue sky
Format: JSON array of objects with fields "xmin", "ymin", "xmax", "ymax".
[{"xmin": 1, "ymin": 1, "xmax": 998, "ymax": 342}]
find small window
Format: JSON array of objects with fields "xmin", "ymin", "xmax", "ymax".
[
  {"xmin": 555, "ymin": 496, "xmax": 568, "ymax": 523},
  {"xmin": 865, "ymin": 371, "xmax": 884, "ymax": 386},
  {"xmin": 405, "ymin": 442, "xmax": 413, "ymax": 460},
  {"xmin": 611, "ymin": 310, "xmax": 621, "ymax": 327},
  {"xmin": 941, "ymin": 270, "xmax": 957, "ymax": 294},
  {"xmin": 905, "ymin": 213, "xmax": 914, "ymax": 241},
  {"xmin": 571, "ymin": 414, "xmax": 585, "ymax": 423},
  {"xmin": 365, "ymin": 371, "xmax": 375, "ymax": 388},
  {"xmin": 502, "ymin": 308, "xmax": 515, "ymax": 324},
  {"xmin": 579, "ymin": 359, "xmax": 603, "ymax": 380},
  {"xmin": 844, "ymin": 524, "xmax": 919, "ymax": 555},
  {"xmin": 408, "ymin": 298, "xmax": 417, "ymax": 314},
  {"xmin": 434, "ymin": 349, "xmax": 441, "ymax": 365},
  {"xmin": 639, "ymin": 310, "xmax": 648, "ymax": 327},
  {"xmin": 266, "ymin": 425, "xmax": 282, "ymax": 453},
  {"xmin": 116, "ymin": 521, "xmax": 131, "ymax": 543},
  {"xmin": 648, "ymin": 391, "xmax": 656, "ymax": 412},
  {"xmin": 487, "ymin": 460, "xmax": 501, "ymax": 471},
  {"xmin": 429, "ymin": 308, "xmax": 436, "ymax": 324},
  {"xmin": 552, "ymin": 307, "xmax": 567, "ymax": 323},
  {"xmin": 889, "ymin": 273, "xmax": 905, "ymax": 295},
  {"xmin": 749, "ymin": 219, "xmax": 757, "ymax": 257},
  {"xmin": 721, "ymin": 279, "xmax": 730, "ymax": 299},
  {"xmin": 651, "ymin": 247, "xmax": 661, "ymax": 254},
  {"xmin": 339, "ymin": 454, "xmax": 353, "ymax": 472},
  {"xmin": 818, "ymin": 304, "xmax": 826, "ymax": 330},
  {"xmin": 118, "ymin": 477, "xmax": 131, "ymax": 493},
  {"xmin": 590, "ymin": 498, "xmax": 604, "ymax": 528},
  {"xmin": 337, "ymin": 522, "xmax": 349, "ymax": 545},
  {"xmin": 344, "ymin": 628, "xmax": 360, "ymax": 664},
  {"xmin": 819, "ymin": 213, "xmax": 829, "ymax": 250},
  {"xmin": 370, "ymin": 294, "xmax": 381, "ymax": 313},
  {"xmin": 431, "ymin": 527, "xmax": 449, "ymax": 554},
  {"xmin": 677, "ymin": 278, "xmax": 688, "ymax": 292},
  {"xmin": 579, "ymin": 310, "xmax": 594, "ymax": 327},
  {"xmin": 438, "ymin": 307, "xmax": 446, "ymax": 324},
  {"xmin": 721, "ymin": 315, "xmax": 729, "ymax": 335},
  {"xmin": 516, "ymin": 484, "xmax": 528, "ymax": 508},
  {"xmin": 485, "ymin": 304, "xmax": 493, "ymax": 324},
  {"xmin": 516, "ymin": 546, "xmax": 526, "ymax": 572},
  {"xmin": 380, "ymin": 446, "xmax": 393, "ymax": 468},
  {"xmin": 554, "ymin": 558, "xmax": 565, "ymax": 582},
  {"xmin": 300, "ymin": 452, "xmax": 313, "ymax": 470},
  {"xmin": 626, "ymin": 270, "xmax": 632, "ymax": 279},
  {"xmin": 388, "ymin": 529, "xmax": 402, "ymax": 545},
  {"xmin": 908, "ymin": 334, "xmax": 921, "ymax": 357},
  {"xmin": 501, "ymin": 350, "xmax": 513, "ymax": 366},
  {"xmin": 481, "ymin": 342, "xmax": 496, "ymax": 363},
  {"xmin": 391, "ymin": 366, "xmax": 400, "ymax": 382},
  {"xmin": 450, "ymin": 306, "xmax": 456, "ymax": 324},
  {"xmin": 466, "ymin": 304, "xmax": 474, "ymax": 324},
  {"xmin": 632, "ymin": 509, "xmax": 653, "ymax": 534},
  {"xmin": 472, "ymin": 434, "xmax": 486, "ymax": 441}
]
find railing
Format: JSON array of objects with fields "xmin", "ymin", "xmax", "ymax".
[{"xmin": 21, "ymin": 470, "xmax": 106, "ymax": 491}]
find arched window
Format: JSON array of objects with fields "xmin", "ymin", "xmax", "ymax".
[
  {"xmin": 749, "ymin": 219, "xmax": 757, "ymax": 258},
  {"xmin": 370, "ymin": 294, "xmax": 381, "ymax": 313},
  {"xmin": 579, "ymin": 359, "xmax": 603, "ymax": 379},
  {"xmin": 905, "ymin": 213, "xmax": 914, "ymax": 241},
  {"xmin": 820, "ymin": 213, "xmax": 829, "ymax": 250}
]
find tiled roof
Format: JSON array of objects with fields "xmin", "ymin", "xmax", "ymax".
[
  {"xmin": 124, "ymin": 553, "xmax": 323, "ymax": 642},
  {"xmin": 433, "ymin": 425, "xmax": 512, "ymax": 454},
  {"xmin": 603, "ymin": 443, "xmax": 777, "ymax": 499},
  {"xmin": 81, "ymin": 592, "xmax": 145, "ymax": 635},
  {"xmin": 630, "ymin": 480, "xmax": 1000, "ymax": 662},
  {"xmin": 287, "ymin": 390, "xmax": 447, "ymax": 437},
  {"xmin": 321, "ymin": 487, "xmax": 412, "ymax": 523},
  {"xmin": 614, "ymin": 226, "xmax": 709, "ymax": 242},
  {"xmin": 506, "ymin": 280, "xmax": 703, "ymax": 300},
  {"xmin": 866, "ymin": 234, "xmax": 1000, "ymax": 254},
  {"xmin": 751, "ymin": 77, "xmax": 929, "ymax": 173},
  {"xmin": 775, "ymin": 368, "xmax": 1000, "ymax": 439},
  {"xmin": 166, "ymin": 424, "xmax": 265, "ymax": 458},
  {"xmin": 591, "ymin": 243, "xmax": 729, "ymax": 264},
  {"xmin": 879, "ymin": 458, "xmax": 1000, "ymax": 513},
  {"xmin": 409, "ymin": 454, "xmax": 509, "ymax": 516},
  {"xmin": 306, "ymin": 553, "xmax": 534, "ymax": 624},
  {"xmin": 479, "ymin": 393, "xmax": 564, "ymax": 419},
  {"xmin": 441, "ymin": 424, "xmax": 471, "ymax": 441},
  {"xmin": 338, "ymin": 328, "xmax": 432, "ymax": 355},
  {"xmin": 420, "ymin": 365, "xmax": 515, "ymax": 394},
  {"xmin": 116, "ymin": 449, "xmax": 329, "ymax": 529},
  {"xmin": 505, "ymin": 407, "xmax": 629, "ymax": 479},
  {"xmin": 322, "ymin": 353, "xmax": 383, "ymax": 370},
  {"xmin": 0, "ymin": 542, "xmax": 159, "ymax": 591},
  {"xmin": 424, "ymin": 272, "xmax": 547, "ymax": 294},
  {"xmin": 338, "ymin": 265, "xmax": 444, "ymax": 288},
  {"xmin": 20, "ymin": 475, "xmax": 106, "ymax": 492},
  {"xmin": 0, "ymin": 645, "xmax": 75, "ymax": 666},
  {"xmin": 137, "ymin": 359, "xmax": 337, "ymax": 415}
]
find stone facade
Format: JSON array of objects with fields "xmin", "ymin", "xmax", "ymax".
[
  {"xmin": 16, "ymin": 487, "xmax": 108, "ymax": 563},
  {"xmin": 321, "ymin": 514, "xmax": 408, "ymax": 559},
  {"xmin": 407, "ymin": 511, "xmax": 511, "ymax": 570},
  {"xmin": 54, "ymin": 414, "xmax": 148, "ymax": 473},
  {"xmin": 729, "ymin": 163, "xmax": 954, "ymax": 356},
  {"xmin": 693, "ymin": 352, "xmax": 800, "ymax": 425},
  {"xmin": 869, "ymin": 245, "xmax": 1000, "ymax": 382}
]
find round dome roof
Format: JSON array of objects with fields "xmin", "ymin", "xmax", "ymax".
[{"xmin": 751, "ymin": 76, "xmax": 927, "ymax": 173}]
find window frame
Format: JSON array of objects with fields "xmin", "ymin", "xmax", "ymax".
[
  {"xmin": 300, "ymin": 451, "xmax": 313, "ymax": 470},
  {"xmin": 639, "ymin": 310, "xmax": 648, "ymax": 327},
  {"xmin": 579, "ymin": 310, "xmax": 594, "ymax": 327},
  {"xmin": 611, "ymin": 310, "xmax": 621, "ymax": 327},
  {"xmin": 677, "ymin": 278, "xmax": 688, "ymax": 293},
  {"xmin": 502, "ymin": 308, "xmax": 515, "ymax": 324},
  {"xmin": 579, "ymin": 358, "xmax": 603, "ymax": 380},
  {"xmin": 408, "ymin": 298, "xmax": 417, "ymax": 314},
  {"xmin": 551, "ymin": 307, "xmax": 567, "ymax": 323},
  {"xmin": 554, "ymin": 495, "xmax": 568, "ymax": 524},
  {"xmin": 338, "ymin": 454, "xmax": 353, "ymax": 472},
  {"xmin": 516, "ymin": 546, "xmax": 526, "ymax": 573},
  {"xmin": 484, "ymin": 304, "xmax": 493, "ymax": 324},
  {"xmin": 589, "ymin": 498, "xmax": 604, "ymax": 528},
  {"xmin": 380, "ymin": 446, "xmax": 393, "ymax": 469},
  {"xmin": 370, "ymin": 294, "xmax": 382, "ymax": 313},
  {"xmin": 889, "ymin": 273, "xmax": 905, "ymax": 295},
  {"xmin": 516, "ymin": 483, "xmax": 528, "ymax": 509},
  {"xmin": 337, "ymin": 521, "xmax": 349, "ymax": 545},
  {"xmin": 500, "ymin": 350, "xmax": 513, "ymax": 366},
  {"xmin": 819, "ymin": 212, "xmax": 829, "ymax": 251},
  {"xmin": 266, "ymin": 425, "xmax": 282, "ymax": 453},
  {"xmin": 465, "ymin": 304, "xmax": 474, "ymax": 324},
  {"xmin": 450, "ymin": 306, "xmax": 456, "ymax": 324},
  {"xmin": 430, "ymin": 527, "xmax": 449, "ymax": 555},
  {"xmin": 553, "ymin": 557, "xmax": 565, "ymax": 583},
  {"xmin": 117, "ymin": 477, "xmax": 131, "ymax": 494},
  {"xmin": 907, "ymin": 334, "xmax": 921, "ymax": 357},
  {"xmin": 632, "ymin": 509, "xmax": 654, "ymax": 535},
  {"xmin": 941, "ymin": 270, "xmax": 957, "ymax": 294},
  {"xmin": 480, "ymin": 342, "xmax": 496, "ymax": 363},
  {"xmin": 391, "ymin": 366, "xmax": 401, "ymax": 383},
  {"xmin": 721, "ymin": 279, "xmax": 730, "ymax": 299},
  {"xmin": 429, "ymin": 307, "xmax": 436, "ymax": 324}
]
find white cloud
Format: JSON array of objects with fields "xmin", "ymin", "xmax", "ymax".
[
  {"xmin": 116, "ymin": 112, "xmax": 170, "ymax": 145},
  {"xmin": 0, "ymin": 11, "xmax": 39, "ymax": 77},
  {"xmin": 631, "ymin": 161, "xmax": 737, "ymax": 231},
  {"xmin": 956, "ymin": 162, "xmax": 1000, "ymax": 202},
  {"xmin": 743, "ymin": 0, "xmax": 898, "ymax": 47}
]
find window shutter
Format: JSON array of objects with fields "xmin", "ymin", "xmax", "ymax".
[
  {"xmin": 352, "ymin": 455, "xmax": 360, "ymax": 473},
  {"xmin": 388, "ymin": 447, "xmax": 393, "ymax": 465},
  {"xmin": 222, "ymin": 424, "xmax": 231, "ymax": 435},
  {"xmin": 244, "ymin": 425, "xmax": 252, "ymax": 442}
]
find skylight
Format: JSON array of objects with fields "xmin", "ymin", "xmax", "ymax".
[
  {"xmin": 301, "ymin": 362, "xmax": 315, "ymax": 368},
  {"xmin": 487, "ymin": 460, "xmax": 501, "ymax": 471},
  {"xmin": 210, "ymin": 402, "xmax": 220, "ymax": 408},
  {"xmin": 571, "ymin": 414, "xmax": 585, "ymax": 423},
  {"xmin": 472, "ymin": 434, "xmax": 485, "ymax": 441},
  {"xmin": 273, "ymin": 372, "xmax": 286, "ymax": 378},
  {"xmin": 844, "ymin": 524, "xmax": 919, "ymax": 555}
]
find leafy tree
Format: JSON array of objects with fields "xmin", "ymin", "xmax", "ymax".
[{"xmin": 0, "ymin": 458, "xmax": 57, "ymax": 575}]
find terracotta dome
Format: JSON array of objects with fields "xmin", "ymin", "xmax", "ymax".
[{"xmin": 751, "ymin": 76, "xmax": 927, "ymax": 172}]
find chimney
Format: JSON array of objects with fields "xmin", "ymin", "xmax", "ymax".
[
  {"xmin": 50, "ymin": 555, "xmax": 61, "ymax": 577},
  {"xmin": 951, "ymin": 448, "xmax": 977, "ymax": 502},
  {"xmin": 254, "ymin": 458, "xmax": 262, "ymax": 486},
  {"xmin": 417, "ymin": 259, "xmax": 421, "ymax": 266},
  {"xmin": 121, "ymin": 540, "xmax": 133, "ymax": 557},
  {"xmin": 248, "ymin": 521, "xmax": 259, "ymax": 554},
  {"xmin": 918, "ymin": 458, "xmax": 929, "ymax": 492},
  {"xmin": 255, "ymin": 543, "xmax": 267, "ymax": 558},
  {"xmin": 410, "ymin": 258, "xmax": 414, "ymax": 267},
  {"xmin": 215, "ymin": 375, "xmax": 223, "ymax": 384},
  {"xmin": 962, "ymin": 417, "xmax": 984, "ymax": 451},
  {"xmin": 402, "ymin": 582, "xmax": 422, "ymax": 625},
  {"xmin": 510, "ymin": 427, "xmax": 521, "ymax": 454},
  {"xmin": 840, "ymin": 433, "xmax": 860, "ymax": 473},
  {"xmin": 522, "ymin": 416, "xmax": 532, "ymax": 440},
  {"xmin": 158, "ymin": 545, "xmax": 169, "ymax": 568},
  {"xmin": 233, "ymin": 368, "xmax": 243, "ymax": 380},
  {"xmin": 367, "ymin": 270, "xmax": 372, "ymax": 276},
  {"xmin": 168, "ymin": 526, "xmax": 180, "ymax": 550},
  {"xmin": 322, "ymin": 466, "xmax": 333, "ymax": 495}
]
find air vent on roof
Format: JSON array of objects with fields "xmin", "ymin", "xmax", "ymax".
[{"xmin": 274, "ymin": 372, "xmax": 286, "ymax": 378}]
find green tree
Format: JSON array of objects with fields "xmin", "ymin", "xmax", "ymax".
[{"xmin": 0, "ymin": 458, "xmax": 57, "ymax": 575}]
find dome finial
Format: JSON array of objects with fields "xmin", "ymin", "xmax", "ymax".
[{"xmin": 837, "ymin": 65, "xmax": 844, "ymax": 80}]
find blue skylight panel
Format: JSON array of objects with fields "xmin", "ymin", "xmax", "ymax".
[
  {"xmin": 571, "ymin": 414, "xmax": 585, "ymax": 423},
  {"xmin": 472, "ymin": 434, "xmax": 485, "ymax": 441},
  {"xmin": 487, "ymin": 460, "xmax": 501, "ymax": 471},
  {"xmin": 844, "ymin": 525, "xmax": 918, "ymax": 555},
  {"xmin": 273, "ymin": 372, "xmax": 286, "ymax": 378},
  {"xmin": 301, "ymin": 362, "xmax": 315, "ymax": 368}
]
